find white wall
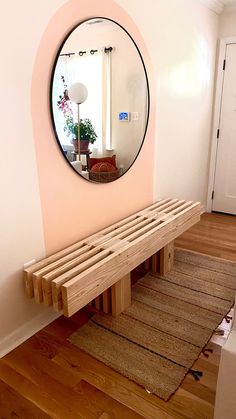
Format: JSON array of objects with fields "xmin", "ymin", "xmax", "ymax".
[
  {"xmin": 0, "ymin": 0, "xmax": 66, "ymax": 356},
  {"xmin": 0, "ymin": 0, "xmax": 219, "ymax": 356},
  {"xmin": 116, "ymin": 0, "xmax": 219, "ymax": 205},
  {"xmin": 219, "ymin": 11, "xmax": 236, "ymax": 37}
]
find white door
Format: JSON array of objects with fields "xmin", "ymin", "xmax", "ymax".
[{"xmin": 213, "ymin": 43, "xmax": 236, "ymax": 215}]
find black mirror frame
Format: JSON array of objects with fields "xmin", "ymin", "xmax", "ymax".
[{"xmin": 49, "ymin": 16, "xmax": 150, "ymax": 183}]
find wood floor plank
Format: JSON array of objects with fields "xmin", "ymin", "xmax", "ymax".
[
  {"xmin": 39, "ymin": 329, "xmax": 211, "ymax": 419},
  {"xmin": 1, "ymin": 344, "xmax": 112, "ymax": 419},
  {"xmin": 169, "ymin": 388, "xmax": 214, "ymax": 419},
  {"xmin": 34, "ymin": 329, "xmax": 177, "ymax": 419},
  {"xmin": 181, "ymin": 375, "xmax": 216, "ymax": 405},
  {"xmin": 0, "ymin": 363, "xmax": 77, "ymax": 419},
  {"xmin": 75, "ymin": 380, "xmax": 145, "ymax": 419},
  {"xmin": 0, "ymin": 379, "xmax": 51, "ymax": 419},
  {"xmin": 175, "ymin": 213, "xmax": 236, "ymax": 262},
  {"xmin": 43, "ymin": 305, "xmax": 94, "ymax": 339},
  {"xmin": 3, "ymin": 334, "xmax": 144, "ymax": 419}
]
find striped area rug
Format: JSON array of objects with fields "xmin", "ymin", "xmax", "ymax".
[{"xmin": 69, "ymin": 249, "xmax": 236, "ymax": 401}]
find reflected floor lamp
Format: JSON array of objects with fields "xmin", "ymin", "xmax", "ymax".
[{"xmin": 68, "ymin": 82, "xmax": 88, "ymax": 161}]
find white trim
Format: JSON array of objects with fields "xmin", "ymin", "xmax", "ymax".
[
  {"xmin": 201, "ymin": 204, "xmax": 207, "ymax": 214},
  {"xmin": 207, "ymin": 37, "xmax": 236, "ymax": 212},
  {"xmin": 0, "ymin": 311, "xmax": 61, "ymax": 358},
  {"xmin": 199, "ymin": 0, "xmax": 224, "ymax": 14}
]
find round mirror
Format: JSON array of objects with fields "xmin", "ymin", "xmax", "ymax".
[{"xmin": 50, "ymin": 17, "xmax": 149, "ymax": 183}]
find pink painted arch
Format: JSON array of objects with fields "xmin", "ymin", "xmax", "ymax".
[{"xmin": 31, "ymin": 0, "xmax": 156, "ymax": 255}]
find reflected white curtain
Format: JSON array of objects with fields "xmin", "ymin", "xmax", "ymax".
[{"xmin": 102, "ymin": 50, "xmax": 112, "ymax": 151}]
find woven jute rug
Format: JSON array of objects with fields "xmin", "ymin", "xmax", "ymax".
[{"xmin": 69, "ymin": 248, "xmax": 236, "ymax": 401}]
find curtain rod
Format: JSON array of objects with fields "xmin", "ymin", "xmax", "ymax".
[{"xmin": 60, "ymin": 46, "xmax": 113, "ymax": 57}]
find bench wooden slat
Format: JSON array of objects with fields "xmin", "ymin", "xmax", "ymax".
[
  {"xmin": 51, "ymin": 249, "xmax": 113, "ymax": 312},
  {"xmin": 41, "ymin": 247, "xmax": 101, "ymax": 306},
  {"xmin": 24, "ymin": 243, "xmax": 87, "ymax": 299},
  {"xmin": 170, "ymin": 201, "xmax": 195, "ymax": 214},
  {"xmin": 32, "ymin": 245, "xmax": 93, "ymax": 304},
  {"xmin": 85, "ymin": 217, "xmax": 146, "ymax": 245},
  {"xmin": 62, "ymin": 202, "xmax": 201, "ymax": 316},
  {"xmin": 23, "ymin": 199, "xmax": 201, "ymax": 317},
  {"xmin": 24, "ymin": 200, "xmax": 173, "ymax": 298},
  {"xmin": 160, "ymin": 199, "xmax": 187, "ymax": 213},
  {"xmin": 140, "ymin": 198, "xmax": 176, "ymax": 215}
]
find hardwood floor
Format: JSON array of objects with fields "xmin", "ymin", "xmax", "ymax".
[
  {"xmin": 0, "ymin": 213, "xmax": 235, "ymax": 419},
  {"xmin": 176, "ymin": 212, "xmax": 236, "ymax": 262}
]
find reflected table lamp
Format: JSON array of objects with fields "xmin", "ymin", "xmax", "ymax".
[{"xmin": 68, "ymin": 82, "xmax": 88, "ymax": 161}]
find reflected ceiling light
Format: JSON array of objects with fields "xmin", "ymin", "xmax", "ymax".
[{"xmin": 68, "ymin": 82, "xmax": 88, "ymax": 104}]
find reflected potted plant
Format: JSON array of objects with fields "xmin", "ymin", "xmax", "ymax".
[
  {"xmin": 57, "ymin": 76, "xmax": 97, "ymax": 151},
  {"xmin": 64, "ymin": 118, "xmax": 97, "ymax": 152}
]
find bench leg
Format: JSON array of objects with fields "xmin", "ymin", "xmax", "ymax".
[
  {"xmin": 144, "ymin": 258, "xmax": 151, "ymax": 271},
  {"xmin": 159, "ymin": 241, "xmax": 174, "ymax": 275},
  {"xmin": 102, "ymin": 289, "xmax": 111, "ymax": 314},
  {"xmin": 95, "ymin": 295, "xmax": 102, "ymax": 310},
  {"xmin": 151, "ymin": 253, "xmax": 159, "ymax": 273},
  {"xmin": 111, "ymin": 273, "xmax": 131, "ymax": 316}
]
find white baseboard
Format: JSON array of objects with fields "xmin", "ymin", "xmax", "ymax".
[
  {"xmin": 0, "ymin": 311, "xmax": 61, "ymax": 358},
  {"xmin": 201, "ymin": 204, "xmax": 207, "ymax": 214}
]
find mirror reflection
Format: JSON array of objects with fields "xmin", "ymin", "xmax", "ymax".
[{"xmin": 51, "ymin": 18, "xmax": 149, "ymax": 182}]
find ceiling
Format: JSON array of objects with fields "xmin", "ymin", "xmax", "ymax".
[{"xmin": 200, "ymin": 0, "xmax": 236, "ymax": 14}]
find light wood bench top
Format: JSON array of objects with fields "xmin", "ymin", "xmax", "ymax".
[{"xmin": 24, "ymin": 198, "xmax": 201, "ymax": 317}]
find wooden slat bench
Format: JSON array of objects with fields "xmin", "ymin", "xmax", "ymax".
[{"xmin": 24, "ymin": 198, "xmax": 201, "ymax": 317}]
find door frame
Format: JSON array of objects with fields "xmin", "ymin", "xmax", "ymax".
[{"xmin": 207, "ymin": 36, "xmax": 236, "ymax": 212}]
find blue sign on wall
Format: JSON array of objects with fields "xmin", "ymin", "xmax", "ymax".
[{"xmin": 119, "ymin": 112, "xmax": 130, "ymax": 121}]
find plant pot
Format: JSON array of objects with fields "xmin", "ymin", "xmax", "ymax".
[
  {"xmin": 71, "ymin": 138, "xmax": 78, "ymax": 153},
  {"xmin": 80, "ymin": 140, "xmax": 90, "ymax": 152},
  {"xmin": 71, "ymin": 139, "xmax": 90, "ymax": 153}
]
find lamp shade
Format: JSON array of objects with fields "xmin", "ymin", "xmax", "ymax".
[{"xmin": 68, "ymin": 82, "xmax": 88, "ymax": 104}]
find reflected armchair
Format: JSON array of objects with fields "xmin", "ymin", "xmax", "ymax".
[{"xmin": 88, "ymin": 155, "xmax": 120, "ymax": 183}]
